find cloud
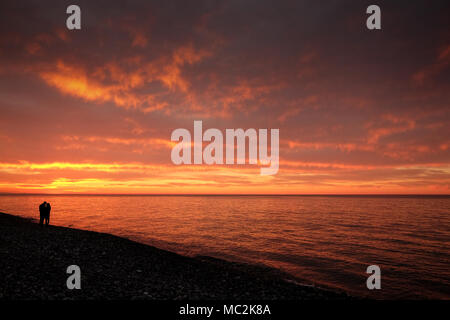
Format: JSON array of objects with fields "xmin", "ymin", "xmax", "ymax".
[
  {"xmin": 412, "ymin": 45, "xmax": 450, "ymax": 85},
  {"xmin": 37, "ymin": 43, "xmax": 212, "ymax": 112},
  {"xmin": 0, "ymin": 0, "xmax": 449, "ymax": 194}
]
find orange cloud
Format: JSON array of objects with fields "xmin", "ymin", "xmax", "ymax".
[
  {"xmin": 366, "ymin": 114, "xmax": 416, "ymax": 144},
  {"xmin": 286, "ymin": 141, "xmax": 374, "ymax": 152},
  {"xmin": 0, "ymin": 160, "xmax": 448, "ymax": 194},
  {"xmin": 38, "ymin": 44, "xmax": 212, "ymax": 112},
  {"xmin": 41, "ymin": 61, "xmax": 116, "ymax": 103}
]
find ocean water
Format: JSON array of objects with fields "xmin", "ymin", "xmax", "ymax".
[{"xmin": 0, "ymin": 194, "xmax": 449, "ymax": 299}]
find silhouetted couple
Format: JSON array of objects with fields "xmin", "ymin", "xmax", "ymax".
[{"xmin": 39, "ymin": 201, "xmax": 51, "ymax": 226}]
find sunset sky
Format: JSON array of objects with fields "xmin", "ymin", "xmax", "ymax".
[{"xmin": 0, "ymin": 0, "xmax": 449, "ymax": 194}]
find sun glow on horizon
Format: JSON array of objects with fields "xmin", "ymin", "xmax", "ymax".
[{"xmin": 0, "ymin": 161, "xmax": 448, "ymax": 195}]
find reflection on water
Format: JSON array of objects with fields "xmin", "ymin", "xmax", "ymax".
[{"xmin": 1, "ymin": 195, "xmax": 449, "ymax": 299}]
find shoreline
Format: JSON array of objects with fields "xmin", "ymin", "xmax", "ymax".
[{"xmin": 0, "ymin": 211, "xmax": 350, "ymax": 300}]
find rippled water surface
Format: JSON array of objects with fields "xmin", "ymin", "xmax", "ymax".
[{"xmin": 1, "ymin": 195, "xmax": 449, "ymax": 298}]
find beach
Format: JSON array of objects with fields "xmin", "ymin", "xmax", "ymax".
[{"xmin": 0, "ymin": 212, "xmax": 348, "ymax": 300}]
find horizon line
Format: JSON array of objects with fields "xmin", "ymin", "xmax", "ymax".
[{"xmin": 0, "ymin": 192, "xmax": 448, "ymax": 197}]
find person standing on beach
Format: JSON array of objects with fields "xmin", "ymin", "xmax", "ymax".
[
  {"xmin": 39, "ymin": 201, "xmax": 51, "ymax": 226},
  {"xmin": 45, "ymin": 202, "xmax": 51, "ymax": 226},
  {"xmin": 39, "ymin": 201, "xmax": 46, "ymax": 226}
]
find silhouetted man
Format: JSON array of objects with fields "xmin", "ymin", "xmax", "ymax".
[{"xmin": 39, "ymin": 201, "xmax": 51, "ymax": 226}]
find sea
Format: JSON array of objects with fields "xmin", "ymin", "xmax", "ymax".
[{"xmin": 1, "ymin": 194, "xmax": 449, "ymax": 299}]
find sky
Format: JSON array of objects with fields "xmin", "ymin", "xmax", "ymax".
[{"xmin": 0, "ymin": 0, "xmax": 449, "ymax": 194}]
